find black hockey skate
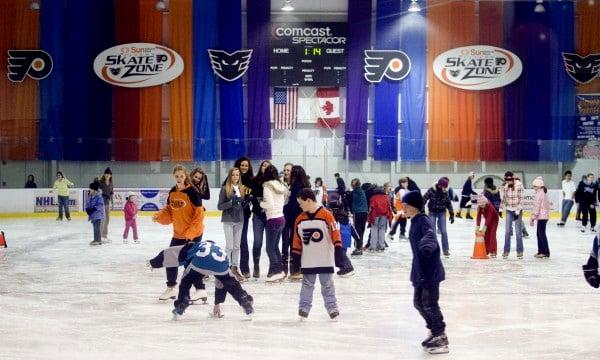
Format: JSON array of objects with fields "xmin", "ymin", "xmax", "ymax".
[{"xmin": 423, "ymin": 333, "xmax": 449, "ymax": 354}]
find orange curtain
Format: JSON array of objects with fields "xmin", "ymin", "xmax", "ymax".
[
  {"xmin": 577, "ymin": 0, "xmax": 600, "ymax": 94},
  {"xmin": 168, "ymin": 0, "xmax": 194, "ymax": 161},
  {"xmin": 113, "ymin": 0, "xmax": 141, "ymax": 160},
  {"xmin": 479, "ymin": 1, "xmax": 504, "ymax": 160},
  {"xmin": 0, "ymin": 0, "xmax": 39, "ymax": 160},
  {"xmin": 139, "ymin": 0, "xmax": 163, "ymax": 161},
  {"xmin": 427, "ymin": 0, "xmax": 478, "ymax": 161}
]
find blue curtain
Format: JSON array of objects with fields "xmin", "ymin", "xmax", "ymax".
[
  {"xmin": 246, "ymin": 0, "xmax": 271, "ymax": 160},
  {"xmin": 547, "ymin": 1, "xmax": 575, "ymax": 162},
  {"xmin": 504, "ymin": 1, "xmax": 552, "ymax": 161},
  {"xmin": 39, "ymin": 0, "xmax": 65, "ymax": 160},
  {"xmin": 399, "ymin": 0, "xmax": 427, "ymax": 161},
  {"xmin": 218, "ymin": 0, "xmax": 245, "ymax": 160},
  {"xmin": 193, "ymin": 0, "xmax": 218, "ymax": 161},
  {"xmin": 63, "ymin": 0, "xmax": 113, "ymax": 160},
  {"xmin": 373, "ymin": 0, "xmax": 401, "ymax": 161}
]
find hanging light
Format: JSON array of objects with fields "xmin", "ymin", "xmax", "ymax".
[
  {"xmin": 534, "ymin": 0, "xmax": 545, "ymax": 13},
  {"xmin": 155, "ymin": 0, "xmax": 168, "ymax": 12},
  {"xmin": 408, "ymin": 0, "xmax": 421, "ymax": 12},
  {"xmin": 29, "ymin": 0, "xmax": 40, "ymax": 11},
  {"xmin": 281, "ymin": 0, "xmax": 294, "ymax": 11}
]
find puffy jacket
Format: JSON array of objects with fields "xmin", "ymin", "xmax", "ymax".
[
  {"xmin": 476, "ymin": 203, "xmax": 498, "ymax": 227},
  {"xmin": 531, "ymin": 190, "xmax": 551, "ymax": 221},
  {"xmin": 368, "ymin": 192, "xmax": 393, "ymax": 225},
  {"xmin": 86, "ymin": 190, "xmax": 105, "ymax": 222},
  {"xmin": 483, "ymin": 186, "xmax": 501, "ymax": 211},
  {"xmin": 350, "ymin": 187, "xmax": 368, "ymax": 214},
  {"xmin": 261, "ymin": 180, "xmax": 287, "ymax": 220},
  {"xmin": 155, "ymin": 185, "xmax": 205, "ymax": 240},
  {"xmin": 124, "ymin": 201, "xmax": 137, "ymax": 221},
  {"xmin": 423, "ymin": 185, "xmax": 454, "ymax": 215},
  {"xmin": 53, "ymin": 178, "xmax": 74, "ymax": 197},
  {"xmin": 408, "ymin": 213, "xmax": 445, "ymax": 287}
]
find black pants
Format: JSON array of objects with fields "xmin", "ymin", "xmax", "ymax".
[
  {"xmin": 581, "ymin": 203, "xmax": 597, "ymax": 228},
  {"xmin": 176, "ymin": 269, "xmax": 252, "ymax": 310},
  {"xmin": 413, "ymin": 284, "xmax": 446, "ymax": 337},
  {"xmin": 282, "ymin": 222, "xmax": 300, "ymax": 273},
  {"xmin": 536, "ymin": 219, "xmax": 550, "ymax": 256},
  {"xmin": 389, "ymin": 217, "xmax": 407, "ymax": 236},
  {"xmin": 154, "ymin": 237, "xmax": 205, "ymax": 289},
  {"xmin": 239, "ymin": 208, "xmax": 251, "ymax": 274},
  {"xmin": 459, "ymin": 196, "xmax": 471, "ymax": 209},
  {"xmin": 353, "ymin": 212, "xmax": 368, "ymax": 249}
]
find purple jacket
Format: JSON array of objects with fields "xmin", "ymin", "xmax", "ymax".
[{"xmin": 86, "ymin": 191, "xmax": 105, "ymax": 222}]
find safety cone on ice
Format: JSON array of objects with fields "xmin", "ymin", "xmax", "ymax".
[
  {"xmin": 0, "ymin": 231, "xmax": 6, "ymax": 248},
  {"xmin": 471, "ymin": 230, "xmax": 487, "ymax": 259}
]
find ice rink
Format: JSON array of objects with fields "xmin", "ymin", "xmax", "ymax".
[{"xmin": 0, "ymin": 214, "xmax": 598, "ymax": 360}]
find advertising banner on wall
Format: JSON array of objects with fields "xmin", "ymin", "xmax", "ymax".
[
  {"xmin": 575, "ymin": 94, "xmax": 600, "ymax": 159},
  {"xmin": 83, "ymin": 189, "xmax": 170, "ymax": 211},
  {"xmin": 433, "ymin": 45, "xmax": 522, "ymax": 90},
  {"xmin": 34, "ymin": 189, "xmax": 81, "ymax": 213}
]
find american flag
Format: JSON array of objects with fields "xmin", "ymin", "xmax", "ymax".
[{"xmin": 273, "ymin": 87, "xmax": 298, "ymax": 129}]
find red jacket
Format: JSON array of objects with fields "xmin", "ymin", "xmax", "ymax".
[
  {"xmin": 124, "ymin": 201, "xmax": 137, "ymax": 221},
  {"xmin": 476, "ymin": 203, "xmax": 499, "ymax": 227},
  {"xmin": 368, "ymin": 193, "xmax": 393, "ymax": 225}
]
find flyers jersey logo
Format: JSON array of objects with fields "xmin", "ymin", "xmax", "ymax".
[
  {"xmin": 364, "ymin": 50, "xmax": 411, "ymax": 83},
  {"xmin": 170, "ymin": 198, "xmax": 187, "ymax": 209},
  {"xmin": 7, "ymin": 50, "xmax": 53, "ymax": 82},
  {"xmin": 301, "ymin": 228, "xmax": 324, "ymax": 245},
  {"xmin": 208, "ymin": 49, "xmax": 253, "ymax": 82},
  {"xmin": 562, "ymin": 52, "xmax": 600, "ymax": 84}
]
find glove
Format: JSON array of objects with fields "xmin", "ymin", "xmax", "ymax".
[
  {"xmin": 291, "ymin": 252, "xmax": 302, "ymax": 269},
  {"xmin": 582, "ymin": 263, "xmax": 600, "ymax": 288},
  {"xmin": 499, "ymin": 211, "xmax": 503, "ymax": 219},
  {"xmin": 334, "ymin": 246, "xmax": 345, "ymax": 267},
  {"xmin": 231, "ymin": 196, "xmax": 241, "ymax": 207},
  {"xmin": 85, "ymin": 207, "xmax": 95, "ymax": 216},
  {"xmin": 449, "ymin": 216, "xmax": 454, "ymax": 224}
]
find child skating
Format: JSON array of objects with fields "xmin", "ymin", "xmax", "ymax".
[
  {"xmin": 530, "ymin": 177, "xmax": 551, "ymax": 258},
  {"xmin": 123, "ymin": 192, "xmax": 139, "ymax": 244},
  {"xmin": 475, "ymin": 195, "xmax": 499, "ymax": 258},
  {"xmin": 86, "ymin": 181, "xmax": 105, "ymax": 246}
]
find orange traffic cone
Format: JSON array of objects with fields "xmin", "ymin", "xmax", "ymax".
[
  {"xmin": 0, "ymin": 231, "xmax": 6, "ymax": 248},
  {"xmin": 471, "ymin": 230, "xmax": 488, "ymax": 259}
]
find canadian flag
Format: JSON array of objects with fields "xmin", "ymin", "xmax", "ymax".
[{"xmin": 316, "ymin": 87, "xmax": 341, "ymax": 128}]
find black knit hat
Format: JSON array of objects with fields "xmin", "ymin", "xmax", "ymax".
[
  {"xmin": 104, "ymin": 167, "xmax": 112, "ymax": 175},
  {"xmin": 402, "ymin": 190, "xmax": 424, "ymax": 211},
  {"xmin": 89, "ymin": 181, "xmax": 100, "ymax": 191},
  {"xmin": 484, "ymin": 177, "xmax": 494, "ymax": 186}
]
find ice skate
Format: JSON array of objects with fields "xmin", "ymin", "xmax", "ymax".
[
  {"xmin": 490, "ymin": 253, "xmax": 497, "ymax": 259},
  {"xmin": 421, "ymin": 332, "xmax": 434, "ymax": 348},
  {"xmin": 190, "ymin": 288, "xmax": 208, "ymax": 304},
  {"xmin": 423, "ymin": 334, "xmax": 449, "ymax": 354},
  {"xmin": 241, "ymin": 301, "xmax": 254, "ymax": 321},
  {"xmin": 171, "ymin": 298, "xmax": 189, "ymax": 320},
  {"xmin": 502, "ymin": 251, "xmax": 509, "ymax": 259},
  {"xmin": 145, "ymin": 261, "xmax": 154, "ymax": 272},
  {"xmin": 89, "ymin": 240, "xmax": 102, "ymax": 246},
  {"xmin": 134, "ymin": 239, "xmax": 140, "ymax": 244},
  {"xmin": 101, "ymin": 237, "xmax": 111, "ymax": 244},
  {"xmin": 253, "ymin": 264, "xmax": 260, "ymax": 279},
  {"xmin": 230, "ymin": 266, "xmax": 246, "ymax": 282},
  {"xmin": 399, "ymin": 234, "xmax": 407, "ymax": 241},
  {"xmin": 350, "ymin": 249, "xmax": 362, "ymax": 256},
  {"xmin": 517, "ymin": 252, "xmax": 523, "ymax": 259},
  {"xmin": 123, "ymin": 238, "xmax": 128, "ymax": 244},
  {"xmin": 557, "ymin": 222, "xmax": 564, "ymax": 227},
  {"xmin": 592, "ymin": 227, "xmax": 596, "ymax": 233},
  {"xmin": 328, "ymin": 309, "xmax": 339, "ymax": 321},
  {"xmin": 159, "ymin": 286, "xmax": 177, "ymax": 301},
  {"xmin": 287, "ymin": 272, "xmax": 303, "ymax": 282},
  {"xmin": 443, "ymin": 251, "xmax": 450, "ymax": 258},
  {"xmin": 298, "ymin": 309, "xmax": 309, "ymax": 321},
  {"xmin": 387, "ymin": 233, "xmax": 395, "ymax": 242},
  {"xmin": 266, "ymin": 271, "xmax": 286, "ymax": 283},
  {"xmin": 336, "ymin": 268, "xmax": 355, "ymax": 278}
]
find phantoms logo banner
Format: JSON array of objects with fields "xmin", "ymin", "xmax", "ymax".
[
  {"xmin": 208, "ymin": 49, "xmax": 252, "ymax": 81},
  {"xmin": 433, "ymin": 45, "xmax": 522, "ymax": 90},
  {"xmin": 93, "ymin": 43, "xmax": 184, "ymax": 88}
]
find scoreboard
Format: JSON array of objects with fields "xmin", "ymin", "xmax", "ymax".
[{"xmin": 269, "ymin": 22, "xmax": 347, "ymax": 87}]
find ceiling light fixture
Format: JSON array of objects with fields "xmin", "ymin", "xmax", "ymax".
[
  {"xmin": 155, "ymin": 0, "xmax": 168, "ymax": 12},
  {"xmin": 29, "ymin": 0, "xmax": 40, "ymax": 11},
  {"xmin": 408, "ymin": 0, "xmax": 421, "ymax": 12},
  {"xmin": 281, "ymin": 0, "xmax": 294, "ymax": 11},
  {"xmin": 534, "ymin": 0, "xmax": 545, "ymax": 13}
]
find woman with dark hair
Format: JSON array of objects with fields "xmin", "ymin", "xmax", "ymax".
[
  {"xmin": 52, "ymin": 171, "xmax": 74, "ymax": 221},
  {"xmin": 99, "ymin": 167, "xmax": 114, "ymax": 242},
  {"xmin": 250, "ymin": 160, "xmax": 271, "ymax": 278},
  {"xmin": 190, "ymin": 167, "xmax": 210, "ymax": 205},
  {"xmin": 25, "ymin": 174, "xmax": 37, "ymax": 188},
  {"xmin": 233, "ymin": 157, "xmax": 254, "ymax": 279},
  {"xmin": 260, "ymin": 164, "xmax": 288, "ymax": 282},
  {"xmin": 284, "ymin": 165, "xmax": 311, "ymax": 278}
]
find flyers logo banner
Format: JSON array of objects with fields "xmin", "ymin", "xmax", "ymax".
[
  {"xmin": 7, "ymin": 50, "xmax": 53, "ymax": 82},
  {"xmin": 93, "ymin": 43, "xmax": 184, "ymax": 88},
  {"xmin": 301, "ymin": 228, "xmax": 324, "ymax": 245},
  {"xmin": 433, "ymin": 45, "xmax": 522, "ymax": 90},
  {"xmin": 364, "ymin": 50, "xmax": 411, "ymax": 83},
  {"xmin": 208, "ymin": 49, "xmax": 252, "ymax": 82},
  {"xmin": 562, "ymin": 53, "xmax": 600, "ymax": 84}
]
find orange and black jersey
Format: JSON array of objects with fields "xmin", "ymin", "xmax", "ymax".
[
  {"xmin": 155, "ymin": 185, "xmax": 205, "ymax": 240},
  {"xmin": 292, "ymin": 206, "xmax": 341, "ymax": 274}
]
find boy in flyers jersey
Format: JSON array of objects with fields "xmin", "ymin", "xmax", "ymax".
[{"xmin": 292, "ymin": 188, "xmax": 344, "ymax": 320}]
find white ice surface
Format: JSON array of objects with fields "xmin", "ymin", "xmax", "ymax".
[{"xmin": 0, "ymin": 215, "xmax": 598, "ymax": 360}]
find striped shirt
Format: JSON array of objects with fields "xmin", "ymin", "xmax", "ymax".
[{"xmin": 502, "ymin": 180, "xmax": 524, "ymax": 212}]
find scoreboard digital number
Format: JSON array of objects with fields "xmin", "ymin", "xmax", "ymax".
[{"xmin": 270, "ymin": 22, "xmax": 347, "ymax": 87}]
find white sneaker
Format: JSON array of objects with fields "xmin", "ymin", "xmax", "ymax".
[
  {"xmin": 159, "ymin": 287, "xmax": 177, "ymax": 301},
  {"xmin": 266, "ymin": 271, "xmax": 285, "ymax": 282},
  {"xmin": 191, "ymin": 288, "xmax": 208, "ymax": 303}
]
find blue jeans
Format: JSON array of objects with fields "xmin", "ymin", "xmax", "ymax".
[
  {"xmin": 560, "ymin": 199, "xmax": 574, "ymax": 223},
  {"xmin": 429, "ymin": 211, "xmax": 449, "ymax": 252},
  {"xmin": 299, "ymin": 273, "xmax": 337, "ymax": 314},
  {"xmin": 252, "ymin": 214, "xmax": 266, "ymax": 266},
  {"xmin": 92, "ymin": 219, "xmax": 101, "ymax": 242},
  {"xmin": 58, "ymin": 195, "xmax": 70, "ymax": 220},
  {"xmin": 265, "ymin": 220, "xmax": 284, "ymax": 275},
  {"xmin": 504, "ymin": 210, "xmax": 523, "ymax": 253}
]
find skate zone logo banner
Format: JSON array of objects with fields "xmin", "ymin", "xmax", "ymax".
[
  {"xmin": 433, "ymin": 45, "xmax": 522, "ymax": 90},
  {"xmin": 7, "ymin": 50, "xmax": 53, "ymax": 82},
  {"xmin": 207, "ymin": 49, "xmax": 252, "ymax": 81},
  {"xmin": 93, "ymin": 43, "xmax": 184, "ymax": 88},
  {"xmin": 363, "ymin": 50, "xmax": 411, "ymax": 83},
  {"xmin": 562, "ymin": 52, "xmax": 600, "ymax": 84}
]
